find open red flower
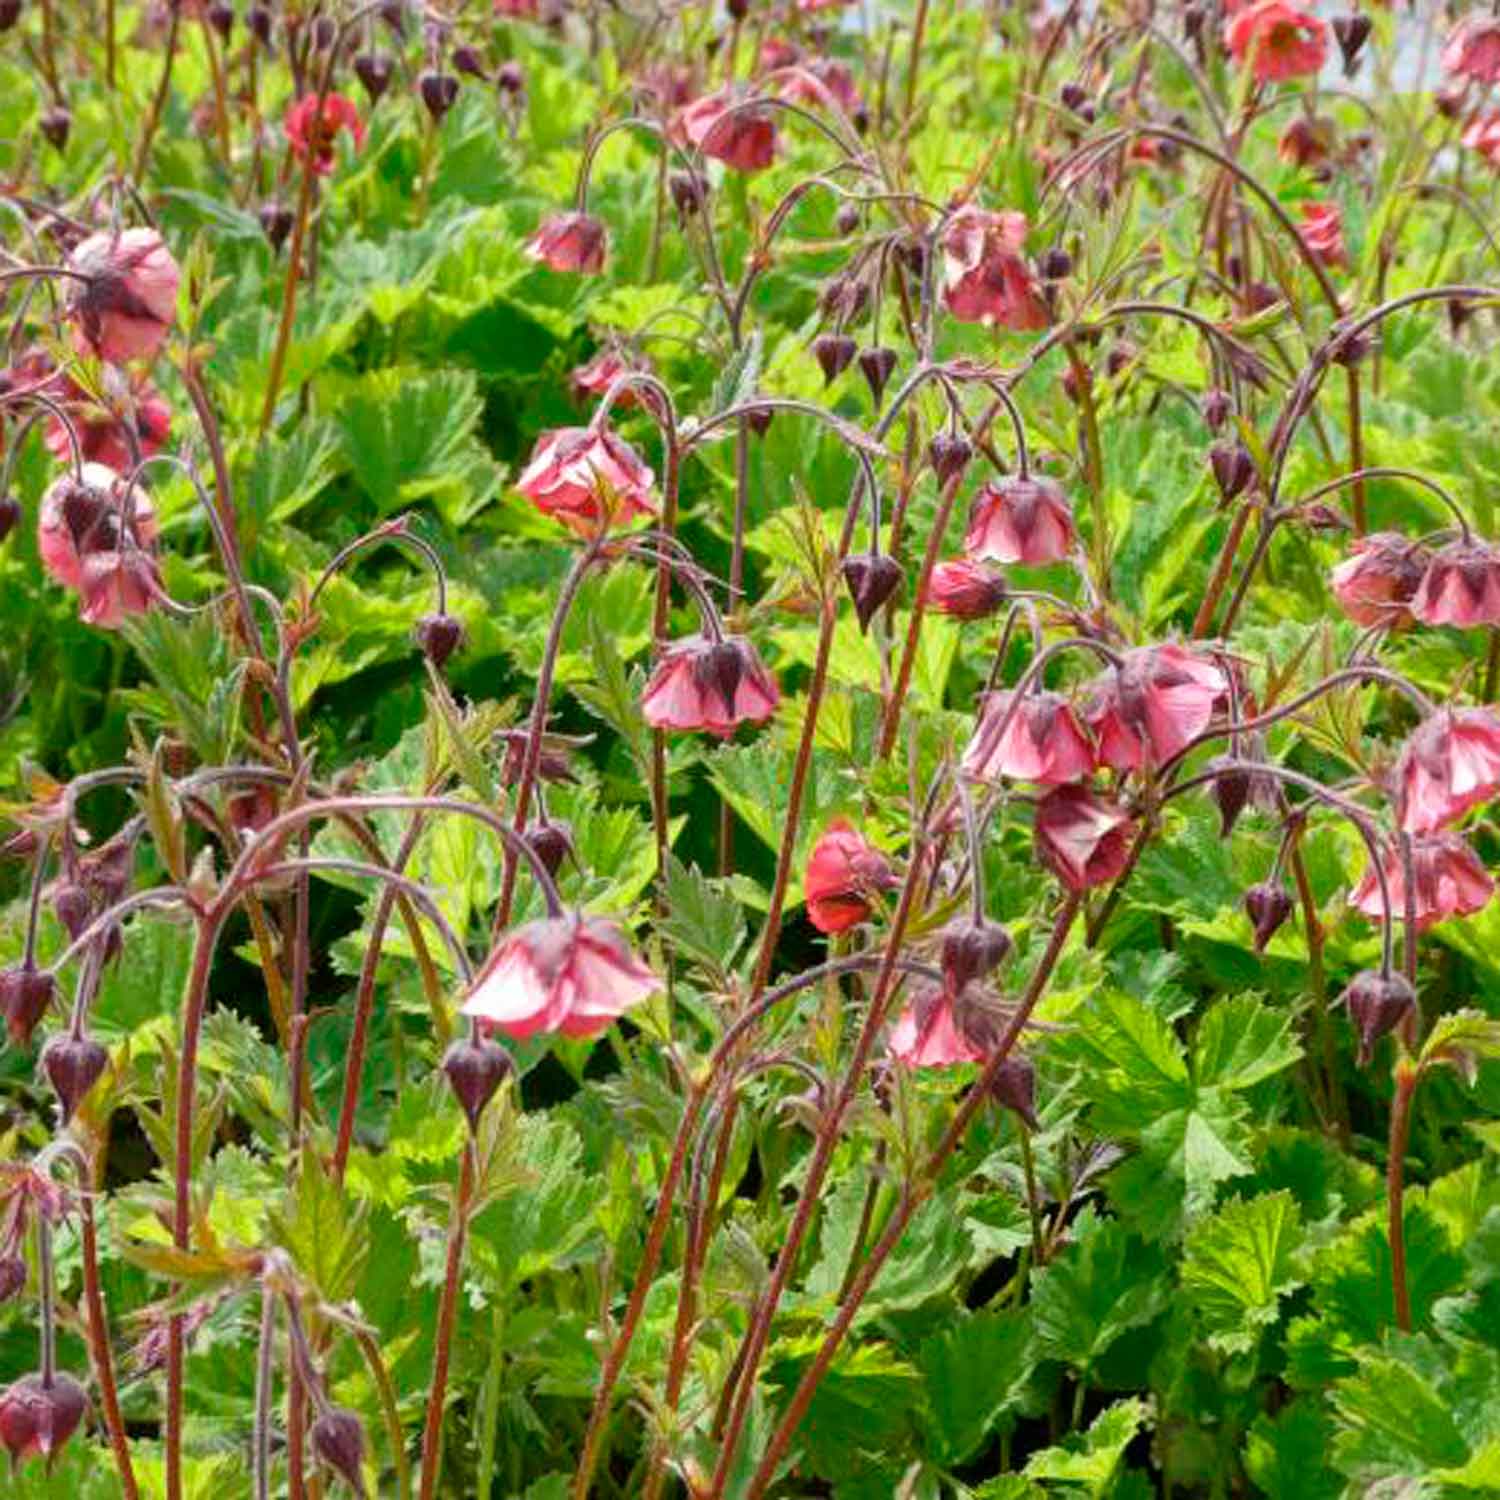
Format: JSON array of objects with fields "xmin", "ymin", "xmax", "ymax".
[
  {"xmin": 962, "ymin": 690, "xmax": 1096, "ymax": 786},
  {"xmin": 462, "ymin": 912, "xmax": 658, "ymax": 1039},
  {"xmin": 672, "ymin": 89, "xmax": 778, "ymax": 172},
  {"xmin": 804, "ymin": 820, "xmax": 898, "ymax": 934},
  {"xmin": 1083, "ymin": 644, "xmax": 1227, "ymax": 773},
  {"xmin": 44, "ymin": 374, "xmax": 170, "ymax": 474},
  {"xmin": 940, "ymin": 208, "xmax": 1049, "ymax": 330},
  {"xmin": 924, "ymin": 559, "xmax": 1008, "ymax": 619},
  {"xmin": 1410, "ymin": 539, "xmax": 1500, "ymax": 628},
  {"xmin": 1397, "ymin": 708, "xmax": 1500, "ymax": 834},
  {"xmin": 1350, "ymin": 833, "xmax": 1494, "ymax": 930},
  {"xmin": 515, "ymin": 424, "xmax": 656, "ymax": 532},
  {"xmin": 1225, "ymin": 2, "xmax": 1329, "ymax": 83},
  {"xmin": 1033, "ymin": 785, "xmax": 1134, "ymax": 892},
  {"xmin": 965, "ymin": 476, "xmax": 1075, "ymax": 566},
  {"xmin": 65, "ymin": 228, "xmax": 180, "ymax": 364},
  {"xmin": 78, "ymin": 548, "xmax": 161, "ymax": 629},
  {"xmin": 641, "ymin": 633, "xmax": 780, "ymax": 737},
  {"xmin": 1297, "ymin": 201, "xmax": 1347, "ymax": 269},
  {"xmin": 1443, "ymin": 16, "xmax": 1500, "ymax": 85},
  {"xmin": 1329, "ymin": 531, "xmax": 1429, "ymax": 627},
  {"xmin": 889, "ymin": 986, "xmax": 986, "ymax": 1068},
  {"xmin": 525, "ymin": 211, "xmax": 608, "ymax": 274},
  {"xmin": 284, "ymin": 92, "xmax": 365, "ymax": 175}
]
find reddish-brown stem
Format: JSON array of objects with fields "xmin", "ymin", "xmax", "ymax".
[
  {"xmin": 1288, "ymin": 841, "xmax": 1348, "ymax": 1145},
  {"xmin": 80, "ymin": 1159, "xmax": 139, "ymax": 1500},
  {"xmin": 1387, "ymin": 1060, "xmax": 1418, "ymax": 1333},
  {"xmin": 1191, "ymin": 503, "xmax": 1252, "ymax": 640},
  {"xmin": 651, "ymin": 441, "xmax": 683, "ymax": 882},
  {"xmin": 259, "ymin": 162, "xmax": 317, "ymax": 436},
  {"xmin": 133, "ymin": 0, "xmax": 181, "ymax": 181},
  {"xmin": 1346, "ymin": 365, "xmax": 1367, "ymax": 535},
  {"xmin": 418, "ymin": 1143, "xmax": 475, "ymax": 1500}
]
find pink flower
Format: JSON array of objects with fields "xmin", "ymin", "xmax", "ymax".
[
  {"xmin": 1033, "ymin": 785, "xmax": 1135, "ymax": 892},
  {"xmin": 65, "ymin": 228, "xmax": 180, "ymax": 364},
  {"xmin": 940, "ymin": 208, "xmax": 1049, "ymax": 331},
  {"xmin": 1298, "ymin": 201, "xmax": 1347, "ymax": 269},
  {"xmin": 775, "ymin": 60, "xmax": 864, "ymax": 122},
  {"xmin": 1329, "ymin": 532, "xmax": 1429, "ymax": 627},
  {"xmin": 889, "ymin": 986, "xmax": 986, "ymax": 1068},
  {"xmin": 1462, "ymin": 111, "xmax": 1500, "ymax": 167},
  {"xmin": 641, "ymin": 633, "xmax": 780, "ymax": 737},
  {"xmin": 965, "ymin": 476, "xmax": 1075, "ymax": 566},
  {"xmin": 78, "ymin": 548, "xmax": 161, "ymax": 629},
  {"xmin": 284, "ymin": 92, "xmax": 365, "ymax": 175},
  {"xmin": 672, "ymin": 89, "xmax": 778, "ymax": 173},
  {"xmin": 493, "ymin": 0, "xmax": 540, "ymax": 15},
  {"xmin": 44, "ymin": 374, "xmax": 170, "ymax": 475},
  {"xmin": 1411, "ymin": 539, "xmax": 1500, "ymax": 628},
  {"xmin": 37, "ymin": 463, "xmax": 157, "ymax": 591},
  {"xmin": 1443, "ymin": 16, "xmax": 1500, "ymax": 85},
  {"xmin": 1278, "ymin": 114, "xmax": 1334, "ymax": 167},
  {"xmin": 962, "ymin": 690, "xmax": 1096, "ymax": 785},
  {"xmin": 924, "ymin": 559, "xmax": 1009, "ymax": 619},
  {"xmin": 570, "ymin": 346, "xmax": 652, "ymax": 407},
  {"xmin": 1396, "ymin": 708, "xmax": 1500, "ymax": 834},
  {"xmin": 462, "ymin": 912, "xmax": 658, "ymax": 1039},
  {"xmin": 1083, "ymin": 645, "xmax": 1227, "ymax": 773},
  {"xmin": 1350, "ymin": 833, "xmax": 1494, "ymax": 931},
  {"xmin": 804, "ymin": 820, "xmax": 898, "ymax": 934},
  {"xmin": 1225, "ymin": 2, "xmax": 1329, "ymax": 83},
  {"xmin": 0, "ymin": 1372, "xmax": 88, "ymax": 1468},
  {"xmin": 515, "ymin": 424, "xmax": 656, "ymax": 533},
  {"xmin": 525, "ymin": 212, "xmax": 608, "ymax": 274}
]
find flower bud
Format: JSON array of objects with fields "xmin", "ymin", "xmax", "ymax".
[
  {"xmin": 1210, "ymin": 439, "xmax": 1256, "ymax": 503},
  {"xmin": 1449, "ymin": 298, "xmax": 1474, "ymax": 338},
  {"xmin": 41, "ymin": 1033, "xmax": 109, "ymax": 1122},
  {"xmin": 0, "ymin": 1372, "xmax": 87, "ymax": 1466},
  {"xmin": 1039, "ymin": 246, "xmax": 1072, "ymax": 281},
  {"xmin": 39, "ymin": 105, "xmax": 71, "ymax": 151},
  {"xmin": 0, "ymin": 495, "xmax": 20, "ymax": 544},
  {"xmin": 988, "ymin": 1052, "xmax": 1037, "ymax": 1129},
  {"xmin": 835, "ymin": 203, "xmax": 861, "ymax": 236},
  {"xmin": 414, "ymin": 612, "xmax": 465, "ymax": 668},
  {"xmin": 0, "ymin": 965, "xmax": 56, "ymax": 1047},
  {"xmin": 1059, "ymin": 81, "xmax": 1089, "ymax": 114},
  {"xmin": 927, "ymin": 432, "xmax": 972, "ymax": 486},
  {"xmin": 669, "ymin": 169, "xmax": 709, "ymax": 220},
  {"xmin": 452, "ymin": 44, "xmax": 488, "ymax": 79},
  {"xmin": 379, "ymin": 0, "xmax": 406, "ymax": 33},
  {"xmin": 310, "ymin": 1405, "xmax": 368, "ymax": 1494},
  {"xmin": 259, "ymin": 200, "xmax": 294, "ymax": 253},
  {"xmin": 419, "ymin": 70, "xmax": 459, "ymax": 121},
  {"xmin": 858, "ymin": 345, "xmax": 897, "ymax": 400},
  {"xmin": 0, "ymin": 0, "xmax": 21, "ymax": 31},
  {"xmin": 1200, "ymin": 388, "xmax": 1233, "ymax": 431},
  {"xmin": 1342, "ymin": 970, "xmax": 1415, "ymax": 1066},
  {"xmin": 1330, "ymin": 328, "xmax": 1373, "ymax": 368},
  {"xmin": 744, "ymin": 406, "xmax": 772, "ymax": 438},
  {"xmin": 354, "ymin": 50, "xmax": 395, "ymax": 102},
  {"xmin": 524, "ymin": 820, "xmax": 573, "ymax": 878},
  {"xmin": 812, "ymin": 333, "xmax": 857, "ymax": 385},
  {"xmin": 840, "ymin": 553, "xmax": 903, "ymax": 632},
  {"xmin": 247, "ymin": 4, "xmax": 273, "ymax": 45},
  {"xmin": 1332, "ymin": 13, "xmax": 1371, "ymax": 73},
  {"xmin": 939, "ymin": 917, "xmax": 1012, "ymax": 993},
  {"xmin": 310, "ymin": 14, "xmax": 336, "ymax": 50},
  {"xmin": 497, "ymin": 61, "xmax": 525, "ymax": 96},
  {"xmin": 441, "ymin": 1036, "xmax": 514, "ymax": 1132},
  {"xmin": 52, "ymin": 882, "xmax": 91, "ymax": 940},
  {"xmin": 726, "ymin": 0, "xmax": 749, "ymax": 19},
  {"xmin": 0, "ymin": 1255, "xmax": 24, "ymax": 1304},
  {"xmin": 1243, "ymin": 881, "xmax": 1294, "ymax": 953},
  {"xmin": 207, "ymin": 0, "xmax": 234, "ymax": 40}
]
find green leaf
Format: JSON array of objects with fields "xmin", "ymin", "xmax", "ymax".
[
  {"xmin": 1023, "ymin": 1398, "xmax": 1150, "ymax": 1495},
  {"xmin": 1192, "ymin": 996, "xmax": 1302, "ymax": 1092},
  {"xmin": 1420, "ymin": 1008, "xmax": 1500, "ymax": 1086},
  {"xmin": 917, "ymin": 1309, "xmax": 1035, "ymax": 1465},
  {"xmin": 266, "ymin": 1152, "xmax": 369, "ymax": 1303},
  {"xmin": 1182, "ymin": 1191, "xmax": 1305, "ymax": 1354},
  {"xmin": 1244, "ymin": 1400, "xmax": 1343, "ymax": 1500},
  {"xmin": 659, "ymin": 855, "xmax": 746, "ymax": 981}
]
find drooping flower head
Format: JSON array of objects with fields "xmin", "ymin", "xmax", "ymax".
[
  {"xmin": 940, "ymin": 208, "xmax": 1049, "ymax": 331},
  {"xmin": 515, "ymin": 424, "xmax": 656, "ymax": 533},
  {"xmin": 924, "ymin": 559, "xmax": 1009, "ymax": 620},
  {"xmin": 1443, "ymin": 16, "xmax": 1500, "ymax": 85},
  {"xmin": 1278, "ymin": 113, "xmax": 1334, "ymax": 168},
  {"xmin": 0, "ymin": 1372, "xmax": 88, "ymax": 1469},
  {"xmin": 570, "ymin": 346, "xmax": 654, "ymax": 408},
  {"xmin": 962, "ymin": 690, "xmax": 1096, "ymax": 786},
  {"xmin": 44, "ymin": 372, "xmax": 170, "ymax": 474},
  {"xmin": 1329, "ymin": 531, "xmax": 1429, "ymax": 628},
  {"xmin": 775, "ymin": 60, "xmax": 865, "ymax": 125},
  {"xmin": 641, "ymin": 633, "xmax": 780, "ymax": 737},
  {"xmin": 1083, "ymin": 644, "xmax": 1227, "ymax": 773},
  {"xmin": 37, "ymin": 462, "xmax": 158, "ymax": 592},
  {"xmin": 965, "ymin": 475, "xmax": 1075, "ymax": 566},
  {"xmin": 1462, "ymin": 112, "xmax": 1500, "ymax": 168},
  {"xmin": 889, "ymin": 985, "xmax": 988, "ymax": 1068},
  {"xmin": 804, "ymin": 820, "xmax": 898, "ymax": 934},
  {"xmin": 524, "ymin": 211, "xmax": 608, "ymax": 274},
  {"xmin": 1410, "ymin": 539, "xmax": 1500, "ymax": 628},
  {"xmin": 65, "ymin": 228, "xmax": 180, "ymax": 364},
  {"xmin": 1297, "ymin": 200, "xmax": 1348, "ymax": 269},
  {"xmin": 671, "ymin": 89, "xmax": 778, "ymax": 172},
  {"xmin": 1350, "ymin": 832, "xmax": 1495, "ymax": 930},
  {"xmin": 462, "ymin": 912, "xmax": 658, "ymax": 1039},
  {"xmin": 1033, "ymin": 785, "xmax": 1134, "ymax": 892},
  {"xmin": 284, "ymin": 91, "xmax": 365, "ymax": 175},
  {"xmin": 1342, "ymin": 969, "xmax": 1416, "ymax": 1065},
  {"xmin": 1397, "ymin": 708, "xmax": 1500, "ymax": 834},
  {"xmin": 1225, "ymin": 1, "xmax": 1329, "ymax": 83}
]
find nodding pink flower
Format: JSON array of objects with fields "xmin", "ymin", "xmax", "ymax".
[
  {"xmin": 1462, "ymin": 111, "xmax": 1500, "ymax": 167},
  {"xmin": 525, "ymin": 212, "xmax": 608, "ymax": 274},
  {"xmin": 0, "ymin": 1371, "xmax": 88, "ymax": 1468},
  {"xmin": 1297, "ymin": 201, "xmax": 1348, "ymax": 269},
  {"xmin": 641, "ymin": 633, "xmax": 780, "ymax": 737},
  {"xmin": 1329, "ymin": 531, "xmax": 1429, "ymax": 627},
  {"xmin": 1397, "ymin": 708, "xmax": 1500, "ymax": 835},
  {"xmin": 462, "ymin": 912, "xmax": 658, "ymax": 1039},
  {"xmin": 1224, "ymin": 1, "xmax": 1329, "ymax": 83},
  {"xmin": 493, "ymin": 0, "xmax": 541, "ymax": 15},
  {"xmin": 515, "ymin": 424, "xmax": 656, "ymax": 533},
  {"xmin": 940, "ymin": 208, "xmax": 1049, "ymax": 331},
  {"xmin": 44, "ymin": 374, "xmax": 170, "ymax": 474},
  {"xmin": 1033, "ymin": 785, "xmax": 1134, "ymax": 892},
  {"xmin": 776, "ymin": 60, "xmax": 864, "ymax": 122},
  {"xmin": 965, "ymin": 475, "xmax": 1075, "ymax": 566},
  {"xmin": 1410, "ymin": 539, "xmax": 1500, "ymax": 628},
  {"xmin": 962, "ymin": 690, "xmax": 1096, "ymax": 786},
  {"xmin": 1278, "ymin": 114, "xmax": 1333, "ymax": 168},
  {"xmin": 758, "ymin": 37, "xmax": 801, "ymax": 72},
  {"xmin": 65, "ymin": 228, "xmax": 180, "ymax": 364},
  {"xmin": 284, "ymin": 91, "xmax": 365, "ymax": 175},
  {"xmin": 570, "ymin": 346, "xmax": 653, "ymax": 408},
  {"xmin": 671, "ymin": 89, "xmax": 778, "ymax": 172},
  {"xmin": 1350, "ymin": 833, "xmax": 1494, "ymax": 931},
  {"xmin": 1083, "ymin": 645, "xmax": 1227, "ymax": 773},
  {"xmin": 804, "ymin": 820, "xmax": 898, "ymax": 934},
  {"xmin": 1443, "ymin": 16, "xmax": 1500, "ymax": 85},
  {"xmin": 889, "ymin": 986, "xmax": 987, "ymax": 1068},
  {"xmin": 37, "ymin": 463, "xmax": 157, "ymax": 591},
  {"xmin": 78, "ymin": 548, "xmax": 161, "ymax": 629},
  {"xmin": 924, "ymin": 559, "xmax": 1009, "ymax": 619}
]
